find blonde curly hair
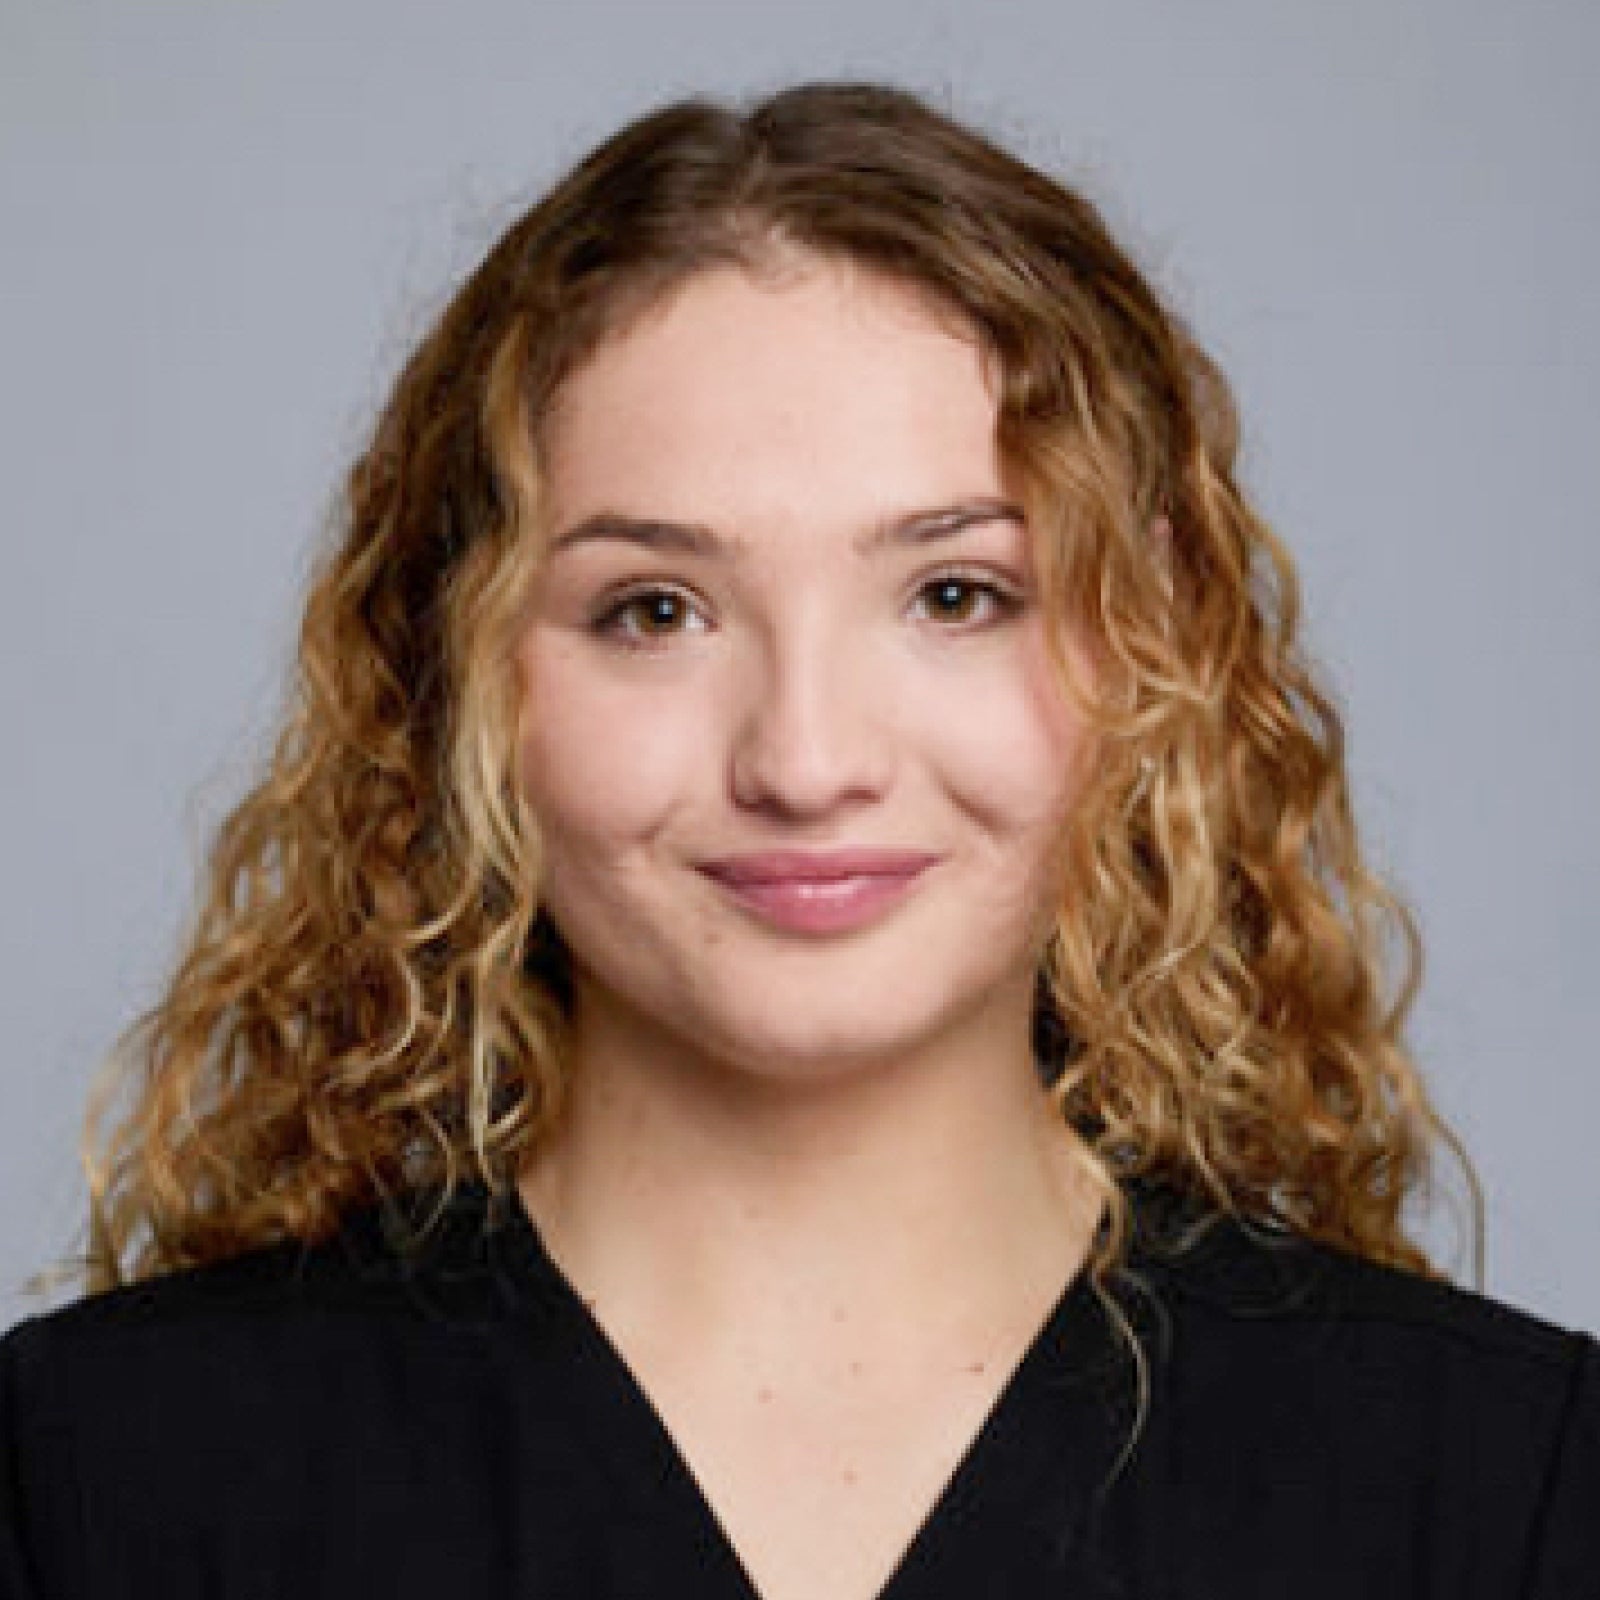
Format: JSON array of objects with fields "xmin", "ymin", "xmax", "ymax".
[{"xmin": 63, "ymin": 81, "xmax": 1475, "ymax": 1305}]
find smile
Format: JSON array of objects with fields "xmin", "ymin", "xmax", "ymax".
[{"xmin": 698, "ymin": 865, "xmax": 932, "ymax": 935}]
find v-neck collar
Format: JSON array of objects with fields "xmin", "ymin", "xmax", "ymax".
[{"xmin": 486, "ymin": 1181, "xmax": 1142, "ymax": 1600}]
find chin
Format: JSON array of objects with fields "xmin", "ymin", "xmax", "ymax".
[{"xmin": 684, "ymin": 975, "xmax": 979, "ymax": 1080}]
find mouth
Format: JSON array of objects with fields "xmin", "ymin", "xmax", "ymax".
[{"xmin": 696, "ymin": 856, "xmax": 937, "ymax": 935}]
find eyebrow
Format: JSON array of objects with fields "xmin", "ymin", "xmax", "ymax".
[{"xmin": 547, "ymin": 496, "xmax": 1025, "ymax": 560}]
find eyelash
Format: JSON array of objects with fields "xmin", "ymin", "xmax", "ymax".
[{"xmin": 588, "ymin": 570, "xmax": 1026, "ymax": 650}]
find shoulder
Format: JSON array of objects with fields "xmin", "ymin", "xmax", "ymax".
[
  {"xmin": 0, "ymin": 1187, "xmax": 579, "ymax": 1595},
  {"xmin": 1135, "ymin": 1200, "xmax": 1591, "ymax": 1376},
  {"xmin": 1122, "ymin": 1202, "xmax": 1600, "ymax": 1596},
  {"xmin": 0, "ymin": 1183, "xmax": 547, "ymax": 1431}
]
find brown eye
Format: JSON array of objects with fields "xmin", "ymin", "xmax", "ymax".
[
  {"xmin": 915, "ymin": 573, "xmax": 1022, "ymax": 628},
  {"xmin": 591, "ymin": 586, "xmax": 707, "ymax": 648}
]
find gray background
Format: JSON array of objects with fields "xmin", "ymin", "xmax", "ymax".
[{"xmin": 3, "ymin": 0, "xmax": 1595, "ymax": 1334}]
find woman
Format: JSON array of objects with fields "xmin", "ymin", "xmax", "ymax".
[{"xmin": 3, "ymin": 81, "xmax": 1595, "ymax": 1599}]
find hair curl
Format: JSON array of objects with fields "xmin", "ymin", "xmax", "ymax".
[{"xmin": 56, "ymin": 82, "xmax": 1476, "ymax": 1314}]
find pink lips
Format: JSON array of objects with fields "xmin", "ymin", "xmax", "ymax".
[{"xmin": 697, "ymin": 849, "xmax": 940, "ymax": 935}]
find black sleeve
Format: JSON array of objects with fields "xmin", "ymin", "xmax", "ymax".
[
  {"xmin": 0, "ymin": 1318, "xmax": 49, "ymax": 1599},
  {"xmin": 1522, "ymin": 1332, "xmax": 1600, "ymax": 1598}
]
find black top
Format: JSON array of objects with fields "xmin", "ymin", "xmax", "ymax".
[{"xmin": 2, "ymin": 1179, "xmax": 1596, "ymax": 1598}]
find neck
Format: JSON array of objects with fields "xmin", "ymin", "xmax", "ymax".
[{"xmin": 515, "ymin": 1001, "xmax": 1102, "ymax": 1368}]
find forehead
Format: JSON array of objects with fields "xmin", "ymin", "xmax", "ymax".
[{"xmin": 537, "ymin": 260, "xmax": 1008, "ymax": 541}]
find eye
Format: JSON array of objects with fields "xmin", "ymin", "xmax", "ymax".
[
  {"xmin": 589, "ymin": 585, "xmax": 708, "ymax": 648},
  {"xmin": 913, "ymin": 571, "xmax": 1025, "ymax": 628},
  {"xmin": 587, "ymin": 570, "xmax": 1025, "ymax": 651}
]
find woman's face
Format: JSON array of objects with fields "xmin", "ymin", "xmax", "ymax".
[{"xmin": 514, "ymin": 257, "xmax": 1093, "ymax": 1084}]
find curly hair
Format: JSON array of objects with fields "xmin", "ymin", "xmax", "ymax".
[{"xmin": 60, "ymin": 81, "xmax": 1475, "ymax": 1312}]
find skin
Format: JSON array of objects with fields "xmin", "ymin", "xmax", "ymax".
[{"xmin": 512, "ymin": 255, "xmax": 1103, "ymax": 1395}]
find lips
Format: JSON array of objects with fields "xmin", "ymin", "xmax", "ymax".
[
  {"xmin": 696, "ymin": 849, "xmax": 940, "ymax": 935},
  {"xmin": 697, "ymin": 848, "xmax": 942, "ymax": 886}
]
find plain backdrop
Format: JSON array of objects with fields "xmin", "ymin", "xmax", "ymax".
[{"xmin": 3, "ymin": 0, "xmax": 1595, "ymax": 1334}]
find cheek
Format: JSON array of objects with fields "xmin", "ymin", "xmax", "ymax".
[
  {"xmin": 515, "ymin": 636, "xmax": 705, "ymax": 849},
  {"xmin": 923, "ymin": 636, "xmax": 1092, "ymax": 835}
]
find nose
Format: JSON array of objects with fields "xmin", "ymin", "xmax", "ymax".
[{"xmin": 728, "ymin": 618, "xmax": 892, "ymax": 818}]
